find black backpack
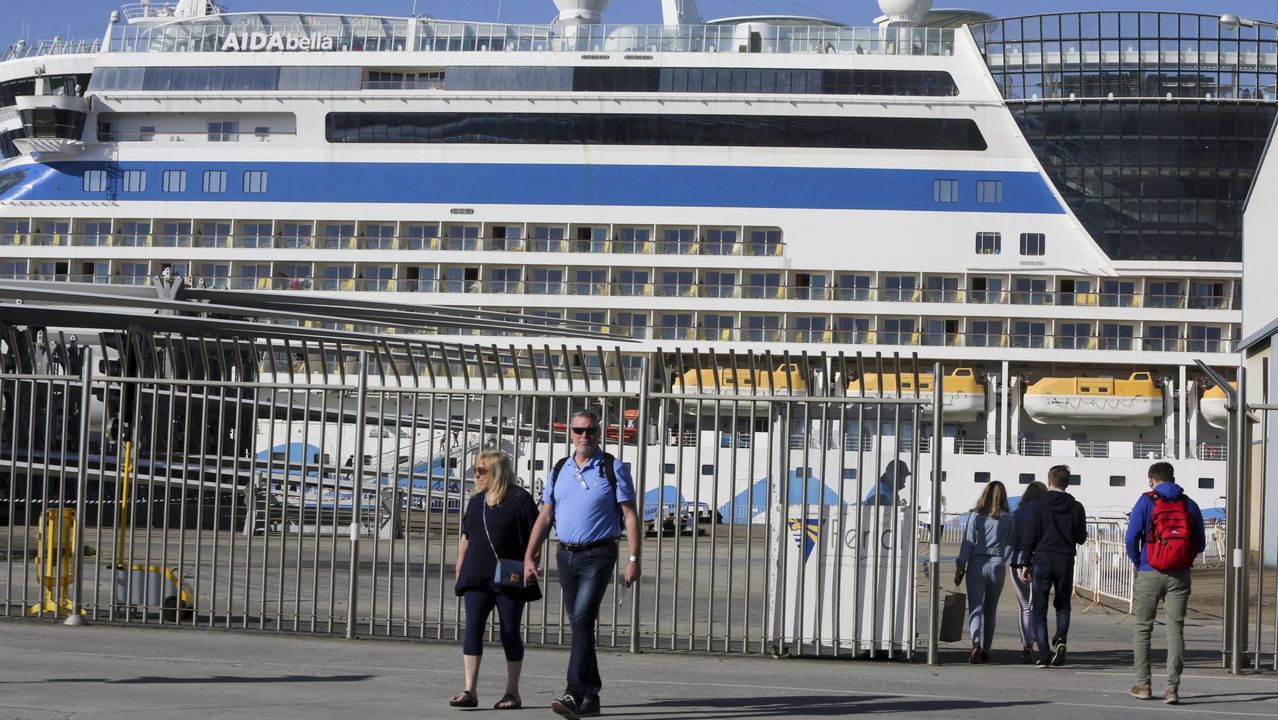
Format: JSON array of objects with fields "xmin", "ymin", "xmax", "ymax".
[
  {"xmin": 548, "ymin": 452, "xmax": 625, "ymax": 531},
  {"xmin": 548, "ymin": 451, "xmax": 618, "ymax": 502}
]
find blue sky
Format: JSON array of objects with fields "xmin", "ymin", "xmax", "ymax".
[{"xmin": 9, "ymin": 1, "xmax": 1278, "ymax": 45}]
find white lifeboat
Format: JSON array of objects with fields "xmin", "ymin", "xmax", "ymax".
[
  {"xmin": 846, "ymin": 368, "xmax": 985, "ymax": 422},
  {"xmin": 1200, "ymin": 382, "xmax": 1234, "ymax": 430},
  {"xmin": 1023, "ymin": 372, "xmax": 1163, "ymax": 426}
]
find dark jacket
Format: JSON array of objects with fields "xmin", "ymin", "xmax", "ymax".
[
  {"xmin": 1008, "ymin": 499, "xmax": 1040, "ymax": 568},
  {"xmin": 455, "ymin": 487, "xmax": 542, "ymax": 602},
  {"xmin": 1013, "ymin": 489, "xmax": 1087, "ymax": 566},
  {"xmin": 1124, "ymin": 482, "xmax": 1207, "ymax": 572}
]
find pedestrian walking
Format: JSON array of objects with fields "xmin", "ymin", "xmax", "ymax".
[
  {"xmin": 955, "ymin": 481, "xmax": 1015, "ymax": 663},
  {"xmin": 1125, "ymin": 461, "xmax": 1206, "ymax": 705},
  {"xmin": 1013, "ymin": 464, "xmax": 1087, "ymax": 668},
  {"xmin": 1009, "ymin": 481, "xmax": 1048, "ymax": 663},
  {"xmin": 524, "ymin": 410, "xmax": 641, "ymax": 719},
  {"xmin": 451, "ymin": 450, "xmax": 542, "ymax": 710}
]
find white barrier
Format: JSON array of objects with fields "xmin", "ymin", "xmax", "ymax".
[{"xmin": 1073, "ymin": 537, "xmax": 1135, "ymax": 614}]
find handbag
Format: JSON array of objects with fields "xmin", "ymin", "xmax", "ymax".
[
  {"xmin": 483, "ymin": 500, "xmax": 526, "ymax": 589},
  {"xmin": 939, "ymin": 591, "xmax": 966, "ymax": 643}
]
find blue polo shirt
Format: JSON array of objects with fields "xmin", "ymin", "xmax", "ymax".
[{"xmin": 543, "ymin": 450, "xmax": 636, "ymax": 544}]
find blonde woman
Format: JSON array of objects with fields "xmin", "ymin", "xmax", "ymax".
[
  {"xmin": 954, "ymin": 481, "xmax": 1015, "ymax": 663},
  {"xmin": 451, "ymin": 450, "xmax": 541, "ymax": 710}
]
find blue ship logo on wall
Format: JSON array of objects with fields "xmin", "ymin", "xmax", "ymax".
[{"xmin": 788, "ymin": 518, "xmax": 822, "ymax": 562}]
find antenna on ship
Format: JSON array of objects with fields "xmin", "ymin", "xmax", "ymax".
[{"xmin": 661, "ymin": 0, "xmax": 702, "ymax": 26}]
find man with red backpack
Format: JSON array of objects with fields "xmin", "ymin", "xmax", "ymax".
[{"xmin": 1124, "ymin": 461, "xmax": 1206, "ymax": 706}]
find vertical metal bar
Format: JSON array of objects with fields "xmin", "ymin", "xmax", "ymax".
[
  {"xmin": 926, "ymin": 361, "xmax": 943, "ymax": 665},
  {"xmin": 345, "ymin": 350, "xmax": 369, "ymax": 639},
  {"xmin": 1229, "ymin": 366, "xmax": 1247, "ymax": 673},
  {"xmin": 628, "ymin": 354, "xmax": 649, "ymax": 653},
  {"xmin": 64, "ymin": 347, "xmax": 94, "ymax": 625}
]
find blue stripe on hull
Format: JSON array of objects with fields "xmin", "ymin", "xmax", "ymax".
[{"xmin": 4, "ymin": 162, "xmax": 1065, "ymax": 214}]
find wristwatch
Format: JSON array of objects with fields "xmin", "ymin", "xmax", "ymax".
[{"xmin": 628, "ymin": 555, "xmax": 639, "ymax": 562}]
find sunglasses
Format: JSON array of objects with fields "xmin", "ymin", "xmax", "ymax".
[
  {"xmin": 474, "ymin": 466, "xmax": 490, "ymax": 476},
  {"xmin": 571, "ymin": 426, "xmax": 600, "ymax": 436}
]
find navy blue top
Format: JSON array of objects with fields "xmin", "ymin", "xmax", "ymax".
[
  {"xmin": 1124, "ymin": 482, "xmax": 1207, "ymax": 571},
  {"xmin": 542, "ymin": 450, "xmax": 636, "ymax": 544},
  {"xmin": 455, "ymin": 487, "xmax": 542, "ymax": 601}
]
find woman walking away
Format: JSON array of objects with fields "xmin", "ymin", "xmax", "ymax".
[
  {"xmin": 1009, "ymin": 481, "xmax": 1048, "ymax": 663},
  {"xmin": 955, "ymin": 481, "xmax": 1016, "ymax": 663},
  {"xmin": 451, "ymin": 450, "xmax": 542, "ymax": 710}
]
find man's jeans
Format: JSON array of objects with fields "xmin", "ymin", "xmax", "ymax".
[
  {"xmin": 557, "ymin": 543, "xmax": 617, "ymax": 699},
  {"xmin": 1134, "ymin": 569, "xmax": 1191, "ymax": 689},
  {"xmin": 1030, "ymin": 555, "xmax": 1075, "ymax": 661}
]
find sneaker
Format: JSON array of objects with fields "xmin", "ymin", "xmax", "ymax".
[
  {"xmin": 552, "ymin": 694, "xmax": 582, "ymax": 720},
  {"xmin": 1035, "ymin": 658, "xmax": 1050, "ymax": 669},
  {"xmin": 969, "ymin": 647, "xmax": 982, "ymax": 664},
  {"xmin": 1162, "ymin": 686, "xmax": 1180, "ymax": 705},
  {"xmin": 1021, "ymin": 646, "xmax": 1034, "ymax": 665},
  {"xmin": 579, "ymin": 695, "xmax": 601, "ymax": 718},
  {"xmin": 1051, "ymin": 642, "xmax": 1067, "ymax": 667},
  {"xmin": 1130, "ymin": 685, "xmax": 1152, "ymax": 700}
]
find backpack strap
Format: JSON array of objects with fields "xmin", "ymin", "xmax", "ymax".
[
  {"xmin": 600, "ymin": 451, "xmax": 618, "ymax": 497},
  {"xmin": 548, "ymin": 456, "xmax": 569, "ymax": 504}
]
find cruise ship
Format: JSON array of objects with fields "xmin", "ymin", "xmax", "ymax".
[{"xmin": 0, "ymin": 0, "xmax": 1268, "ymax": 517}]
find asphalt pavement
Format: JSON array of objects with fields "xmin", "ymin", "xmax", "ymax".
[{"xmin": 3, "ymin": 602, "xmax": 1277, "ymax": 720}]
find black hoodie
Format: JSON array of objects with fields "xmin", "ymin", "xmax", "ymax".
[{"xmin": 1013, "ymin": 490, "xmax": 1087, "ymax": 566}]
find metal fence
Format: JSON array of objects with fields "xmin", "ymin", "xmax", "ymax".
[{"xmin": 1, "ymin": 330, "xmax": 937, "ymax": 659}]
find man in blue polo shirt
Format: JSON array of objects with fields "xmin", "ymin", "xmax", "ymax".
[{"xmin": 525, "ymin": 410, "xmax": 641, "ymax": 720}]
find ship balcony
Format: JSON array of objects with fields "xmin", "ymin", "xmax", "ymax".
[{"xmin": 12, "ymin": 95, "xmax": 89, "ymax": 159}]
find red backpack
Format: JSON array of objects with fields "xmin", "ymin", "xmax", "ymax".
[{"xmin": 1145, "ymin": 491, "xmax": 1196, "ymax": 571}]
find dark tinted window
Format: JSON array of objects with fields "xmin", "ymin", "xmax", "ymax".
[{"xmin": 325, "ymin": 112, "xmax": 987, "ymax": 151}]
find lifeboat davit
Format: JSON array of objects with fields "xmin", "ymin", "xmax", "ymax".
[
  {"xmin": 845, "ymin": 368, "xmax": 985, "ymax": 422},
  {"xmin": 673, "ymin": 363, "xmax": 806, "ymax": 415},
  {"xmin": 1023, "ymin": 372, "xmax": 1163, "ymax": 426},
  {"xmin": 1200, "ymin": 382, "xmax": 1234, "ymax": 429}
]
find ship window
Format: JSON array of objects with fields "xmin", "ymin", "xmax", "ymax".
[
  {"xmin": 975, "ymin": 471, "xmax": 991, "ymax": 484},
  {"xmin": 202, "ymin": 170, "xmax": 226, "ymax": 193},
  {"xmin": 1068, "ymin": 474, "xmax": 1081, "ymax": 486},
  {"xmin": 1018, "ymin": 473, "xmax": 1034, "ymax": 485},
  {"xmin": 664, "ymin": 463, "xmax": 676, "ymax": 474},
  {"xmin": 208, "ymin": 120, "xmax": 238, "ymax": 142},
  {"xmin": 254, "ymin": 126, "xmax": 270, "ymax": 141},
  {"xmin": 975, "ymin": 232, "xmax": 1001, "ymax": 255},
  {"xmin": 976, "ymin": 179, "xmax": 1003, "ymax": 203},
  {"xmin": 161, "ymin": 170, "xmax": 186, "ymax": 193},
  {"xmin": 138, "ymin": 125, "xmax": 155, "ymax": 142},
  {"xmin": 121, "ymin": 170, "xmax": 146, "ymax": 193},
  {"xmin": 534, "ymin": 459, "xmax": 544, "ymax": 471},
  {"xmin": 701, "ymin": 464, "xmax": 714, "ymax": 476},
  {"xmin": 1109, "ymin": 475, "xmax": 1126, "ymax": 487},
  {"xmin": 1198, "ymin": 477, "xmax": 1214, "ymax": 489},
  {"xmin": 1019, "ymin": 232, "xmax": 1046, "ymax": 256},
  {"xmin": 242, "ymin": 170, "xmax": 268, "ymax": 193},
  {"xmin": 842, "ymin": 468, "xmax": 857, "ymax": 480},
  {"xmin": 932, "ymin": 179, "xmax": 959, "ymax": 203},
  {"xmin": 82, "ymin": 169, "xmax": 107, "ymax": 192}
]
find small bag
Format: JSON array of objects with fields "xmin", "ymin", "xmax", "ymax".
[
  {"xmin": 939, "ymin": 591, "xmax": 967, "ymax": 643},
  {"xmin": 483, "ymin": 502, "xmax": 526, "ymax": 589}
]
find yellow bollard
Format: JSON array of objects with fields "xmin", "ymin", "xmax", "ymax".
[{"xmin": 28, "ymin": 508, "xmax": 77, "ymax": 615}]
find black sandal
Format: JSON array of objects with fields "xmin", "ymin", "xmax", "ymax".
[
  {"xmin": 494, "ymin": 693, "xmax": 522, "ymax": 710},
  {"xmin": 449, "ymin": 690, "xmax": 478, "ymax": 708}
]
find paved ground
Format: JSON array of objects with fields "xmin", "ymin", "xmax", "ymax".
[{"xmin": 3, "ymin": 597, "xmax": 1277, "ymax": 720}]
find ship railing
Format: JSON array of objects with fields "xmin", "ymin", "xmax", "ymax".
[
  {"xmin": 362, "ymin": 79, "xmax": 446, "ymax": 91},
  {"xmin": 1075, "ymin": 441, "xmax": 1110, "ymax": 459},
  {"xmin": 1, "ymin": 38, "xmax": 102, "ymax": 62},
  {"xmin": 954, "ymin": 439, "xmax": 987, "ymax": 454},
  {"xmin": 1018, "ymin": 439, "xmax": 1054, "ymax": 457},
  {"xmin": 1132, "ymin": 442, "xmax": 1167, "ymax": 459},
  {"xmin": 1198, "ymin": 442, "xmax": 1229, "ymax": 462},
  {"xmin": 99, "ymin": 130, "xmax": 298, "ymax": 142}
]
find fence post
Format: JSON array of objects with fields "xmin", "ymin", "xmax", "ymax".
[
  {"xmin": 1227, "ymin": 366, "xmax": 1247, "ymax": 673},
  {"xmin": 64, "ymin": 347, "xmax": 93, "ymax": 626},
  {"xmin": 345, "ymin": 350, "xmax": 369, "ymax": 640},
  {"xmin": 926, "ymin": 362, "xmax": 943, "ymax": 664},
  {"xmin": 629, "ymin": 354, "xmax": 649, "ymax": 654}
]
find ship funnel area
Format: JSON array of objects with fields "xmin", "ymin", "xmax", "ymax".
[
  {"xmin": 553, "ymin": 0, "xmax": 612, "ymax": 26},
  {"xmin": 174, "ymin": 0, "xmax": 219, "ymax": 19},
  {"xmin": 875, "ymin": 0, "xmax": 933, "ymax": 27}
]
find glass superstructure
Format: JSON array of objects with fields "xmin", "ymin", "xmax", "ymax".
[{"xmin": 972, "ymin": 12, "xmax": 1278, "ymax": 262}]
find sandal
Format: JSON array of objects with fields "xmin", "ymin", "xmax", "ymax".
[
  {"xmin": 449, "ymin": 690, "xmax": 478, "ymax": 708},
  {"xmin": 494, "ymin": 693, "xmax": 522, "ymax": 710}
]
